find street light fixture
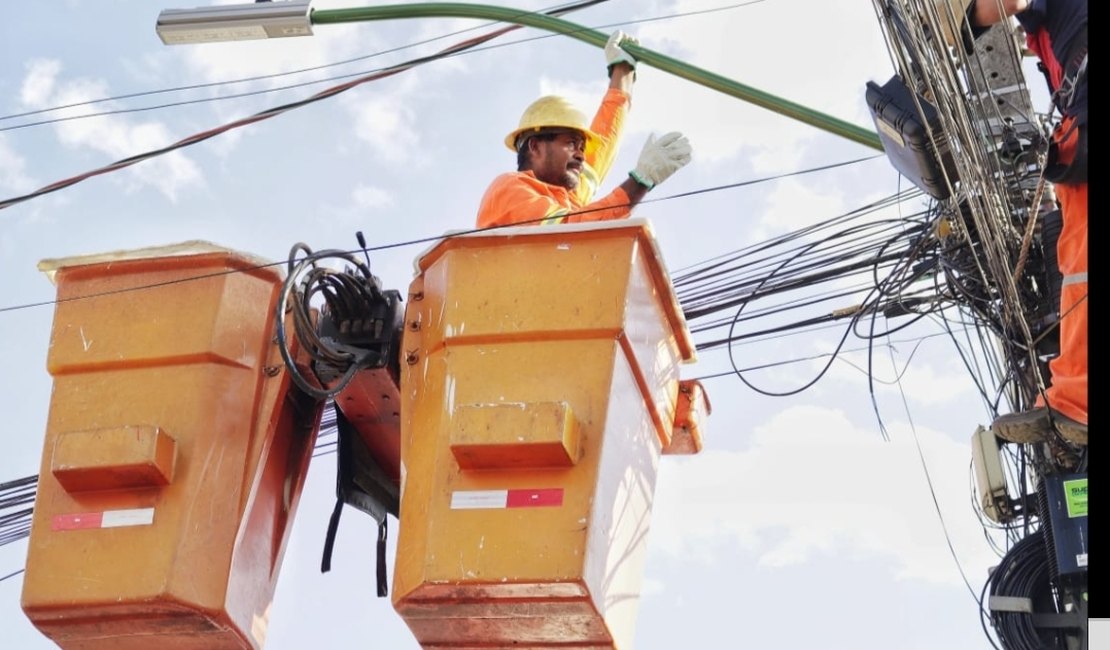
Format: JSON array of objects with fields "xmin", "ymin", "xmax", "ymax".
[{"xmin": 156, "ymin": 0, "xmax": 312, "ymax": 45}]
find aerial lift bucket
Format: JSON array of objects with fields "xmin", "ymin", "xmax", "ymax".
[
  {"xmin": 393, "ymin": 220, "xmax": 709, "ymax": 649},
  {"xmin": 21, "ymin": 242, "xmax": 321, "ymax": 650}
]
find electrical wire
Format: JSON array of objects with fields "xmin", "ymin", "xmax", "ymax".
[
  {"xmin": 885, "ymin": 337, "xmax": 980, "ymax": 601},
  {"xmin": 672, "ymin": 194, "xmax": 950, "ymax": 397},
  {"xmin": 689, "ymin": 328, "xmax": 962, "ymax": 382},
  {"xmin": 0, "ymin": 475, "xmax": 37, "ymax": 549}
]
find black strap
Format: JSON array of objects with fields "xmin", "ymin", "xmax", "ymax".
[
  {"xmin": 320, "ymin": 500, "xmax": 390, "ymax": 598},
  {"xmin": 376, "ymin": 518, "xmax": 389, "ymax": 597},
  {"xmin": 320, "ymin": 498, "xmax": 344, "ymax": 573},
  {"xmin": 319, "ymin": 403, "xmax": 396, "ymax": 597}
]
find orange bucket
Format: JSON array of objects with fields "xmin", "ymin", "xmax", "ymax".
[
  {"xmin": 22, "ymin": 242, "xmax": 321, "ymax": 650},
  {"xmin": 392, "ymin": 221, "xmax": 702, "ymax": 648}
]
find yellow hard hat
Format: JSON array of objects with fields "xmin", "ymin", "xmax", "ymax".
[{"xmin": 504, "ymin": 95, "xmax": 604, "ymax": 154}]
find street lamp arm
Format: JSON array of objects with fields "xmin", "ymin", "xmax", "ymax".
[{"xmin": 310, "ymin": 3, "xmax": 883, "ymax": 151}]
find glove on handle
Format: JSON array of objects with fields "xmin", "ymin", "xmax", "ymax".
[
  {"xmin": 605, "ymin": 30, "xmax": 639, "ymax": 71},
  {"xmin": 630, "ymin": 132, "xmax": 692, "ymax": 189}
]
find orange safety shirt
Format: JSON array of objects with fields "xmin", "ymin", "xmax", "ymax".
[{"xmin": 476, "ymin": 88, "xmax": 631, "ymax": 229}]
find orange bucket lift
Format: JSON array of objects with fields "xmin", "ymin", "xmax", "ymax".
[
  {"xmin": 21, "ymin": 242, "xmax": 321, "ymax": 650},
  {"xmin": 392, "ymin": 219, "xmax": 710, "ymax": 649},
  {"xmin": 19, "ymin": 222, "xmax": 708, "ymax": 650}
]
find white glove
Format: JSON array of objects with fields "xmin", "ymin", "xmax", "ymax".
[
  {"xmin": 604, "ymin": 30, "xmax": 638, "ymax": 71},
  {"xmin": 630, "ymin": 132, "xmax": 692, "ymax": 189}
]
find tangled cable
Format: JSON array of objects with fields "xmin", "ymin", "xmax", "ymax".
[
  {"xmin": 675, "ymin": 187, "xmax": 958, "ymax": 399},
  {"xmin": 277, "ymin": 243, "xmax": 392, "ymax": 400},
  {"xmin": 863, "ymin": 6, "xmax": 1089, "ymax": 648},
  {"xmin": 871, "ymin": 0, "xmax": 1058, "ymax": 419}
]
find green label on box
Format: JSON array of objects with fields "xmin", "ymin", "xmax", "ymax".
[{"xmin": 1064, "ymin": 478, "xmax": 1087, "ymax": 518}]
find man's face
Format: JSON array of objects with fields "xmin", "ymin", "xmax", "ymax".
[{"xmin": 528, "ymin": 130, "xmax": 587, "ymax": 190}]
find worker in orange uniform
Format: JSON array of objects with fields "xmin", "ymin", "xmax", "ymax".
[
  {"xmin": 476, "ymin": 31, "xmax": 692, "ymax": 229},
  {"xmin": 953, "ymin": 0, "xmax": 1087, "ymax": 445}
]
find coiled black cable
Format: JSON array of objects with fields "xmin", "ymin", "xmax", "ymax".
[
  {"xmin": 985, "ymin": 529, "xmax": 1060, "ymax": 650},
  {"xmin": 276, "ymin": 243, "xmax": 384, "ymax": 400}
]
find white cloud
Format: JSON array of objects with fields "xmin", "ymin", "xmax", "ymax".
[
  {"xmin": 649, "ymin": 404, "xmax": 998, "ymax": 587},
  {"xmin": 536, "ymin": 76, "xmax": 602, "ymax": 117},
  {"xmin": 19, "ymin": 59, "xmax": 61, "ymax": 107},
  {"xmin": 172, "ymin": 4, "xmax": 453, "ymax": 166},
  {"xmin": 761, "ymin": 177, "xmax": 848, "ymax": 234},
  {"xmin": 18, "ymin": 59, "xmax": 204, "ymax": 202},
  {"xmin": 177, "ymin": 24, "xmax": 367, "ymax": 88},
  {"xmin": 410, "ymin": 17, "xmax": 480, "ymax": 75},
  {"xmin": 307, "ymin": 183, "xmax": 401, "ymax": 238},
  {"xmin": 0, "ymin": 135, "xmax": 35, "ymax": 193},
  {"xmin": 164, "ymin": 6, "xmax": 514, "ymax": 169},
  {"xmin": 351, "ymin": 184, "xmax": 396, "ymax": 210},
  {"xmin": 340, "ymin": 81, "xmax": 422, "ymax": 165},
  {"xmin": 623, "ymin": 0, "xmax": 895, "ymax": 169}
]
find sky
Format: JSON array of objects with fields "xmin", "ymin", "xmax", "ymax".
[{"xmin": 0, "ymin": 1, "xmax": 1099, "ymax": 649}]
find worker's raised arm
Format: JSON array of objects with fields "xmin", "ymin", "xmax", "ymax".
[
  {"xmin": 577, "ymin": 31, "xmax": 638, "ymax": 201},
  {"xmin": 605, "ymin": 30, "xmax": 637, "ymax": 96}
]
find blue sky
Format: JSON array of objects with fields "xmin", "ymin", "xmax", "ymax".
[{"xmin": 1, "ymin": 1, "xmax": 1099, "ymax": 648}]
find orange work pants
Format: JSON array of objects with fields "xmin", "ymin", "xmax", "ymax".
[{"xmin": 1043, "ymin": 117, "xmax": 1088, "ymax": 425}]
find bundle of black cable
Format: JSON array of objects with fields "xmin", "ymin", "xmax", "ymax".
[{"xmin": 986, "ymin": 531, "xmax": 1064, "ymax": 650}]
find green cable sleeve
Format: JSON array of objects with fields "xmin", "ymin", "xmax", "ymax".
[{"xmin": 310, "ymin": 3, "xmax": 883, "ymax": 151}]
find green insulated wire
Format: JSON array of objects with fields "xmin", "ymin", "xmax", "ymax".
[{"xmin": 310, "ymin": 2, "xmax": 883, "ymax": 151}]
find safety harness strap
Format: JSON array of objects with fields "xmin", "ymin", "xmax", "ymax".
[
  {"xmin": 318, "ymin": 404, "xmax": 397, "ymax": 598},
  {"xmin": 320, "ymin": 499, "xmax": 344, "ymax": 573}
]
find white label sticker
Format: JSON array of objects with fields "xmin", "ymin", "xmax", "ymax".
[
  {"xmin": 450, "ymin": 490, "xmax": 508, "ymax": 510},
  {"xmin": 1077, "ymin": 553, "xmax": 1088, "ymax": 568},
  {"xmin": 101, "ymin": 508, "xmax": 156, "ymax": 528}
]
